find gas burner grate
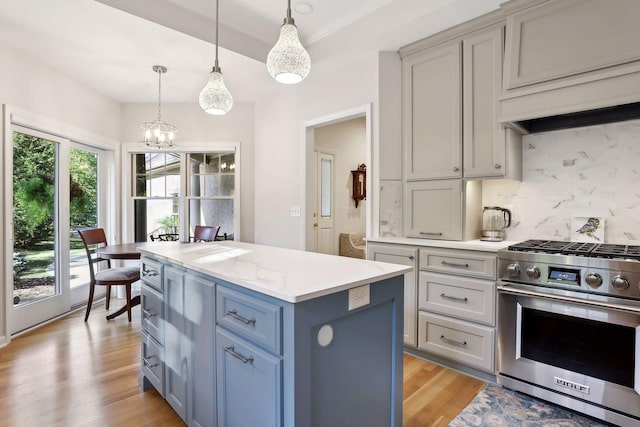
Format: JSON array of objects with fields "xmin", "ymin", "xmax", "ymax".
[
  {"xmin": 592, "ymin": 244, "xmax": 640, "ymax": 261},
  {"xmin": 508, "ymin": 240, "xmax": 640, "ymax": 260},
  {"xmin": 561, "ymin": 242, "xmax": 599, "ymax": 256}
]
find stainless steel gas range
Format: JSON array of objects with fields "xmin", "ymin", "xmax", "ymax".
[{"xmin": 497, "ymin": 240, "xmax": 640, "ymax": 427}]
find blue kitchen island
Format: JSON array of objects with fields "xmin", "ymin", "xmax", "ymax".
[{"xmin": 137, "ymin": 241, "xmax": 409, "ymax": 427}]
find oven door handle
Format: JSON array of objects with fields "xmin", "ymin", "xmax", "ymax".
[{"xmin": 497, "ymin": 284, "xmax": 640, "ymax": 315}]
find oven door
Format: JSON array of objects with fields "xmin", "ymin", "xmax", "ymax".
[{"xmin": 498, "ymin": 283, "xmax": 640, "ymax": 418}]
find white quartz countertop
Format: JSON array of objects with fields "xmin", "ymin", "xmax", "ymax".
[
  {"xmin": 366, "ymin": 237, "xmax": 517, "ymax": 252},
  {"xmin": 138, "ymin": 241, "xmax": 411, "ymax": 303}
]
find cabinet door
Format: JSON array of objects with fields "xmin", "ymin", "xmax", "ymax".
[
  {"xmin": 403, "ymin": 180, "xmax": 462, "ymax": 240},
  {"xmin": 185, "ymin": 273, "xmax": 215, "ymax": 427},
  {"xmin": 216, "ymin": 329, "xmax": 282, "ymax": 427},
  {"xmin": 462, "ymin": 27, "xmax": 505, "ymax": 178},
  {"xmin": 367, "ymin": 244, "xmax": 418, "ymax": 347},
  {"xmin": 403, "ymin": 42, "xmax": 462, "ymax": 180},
  {"xmin": 164, "ymin": 267, "xmax": 188, "ymax": 422}
]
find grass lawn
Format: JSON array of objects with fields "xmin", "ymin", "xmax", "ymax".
[{"xmin": 16, "ymin": 238, "xmax": 86, "ymax": 279}]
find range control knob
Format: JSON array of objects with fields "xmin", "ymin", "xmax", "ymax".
[
  {"xmin": 526, "ymin": 266, "xmax": 541, "ymax": 279},
  {"xmin": 611, "ymin": 275, "xmax": 629, "ymax": 291},
  {"xmin": 585, "ymin": 273, "xmax": 603, "ymax": 288},
  {"xmin": 506, "ymin": 263, "xmax": 521, "ymax": 278}
]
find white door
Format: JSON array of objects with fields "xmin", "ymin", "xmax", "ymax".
[{"xmin": 315, "ymin": 151, "xmax": 334, "ymax": 255}]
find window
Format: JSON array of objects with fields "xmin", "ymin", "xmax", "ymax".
[{"xmin": 131, "ymin": 150, "xmax": 237, "ymax": 242}]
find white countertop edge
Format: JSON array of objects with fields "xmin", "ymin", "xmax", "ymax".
[
  {"xmin": 366, "ymin": 237, "xmax": 517, "ymax": 252},
  {"xmin": 138, "ymin": 241, "xmax": 411, "ymax": 303}
]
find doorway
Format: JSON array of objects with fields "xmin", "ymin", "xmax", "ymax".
[{"xmin": 303, "ymin": 104, "xmax": 372, "ymax": 254}]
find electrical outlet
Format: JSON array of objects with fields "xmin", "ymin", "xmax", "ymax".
[{"xmin": 348, "ymin": 284, "xmax": 370, "ymax": 311}]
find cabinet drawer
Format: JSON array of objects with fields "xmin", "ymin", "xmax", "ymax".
[
  {"xmin": 141, "ymin": 331, "xmax": 164, "ymax": 397},
  {"xmin": 141, "ymin": 285, "xmax": 164, "ymax": 343},
  {"xmin": 216, "ymin": 285, "xmax": 282, "ymax": 355},
  {"xmin": 140, "ymin": 257, "xmax": 163, "ymax": 291},
  {"xmin": 420, "ymin": 248, "xmax": 496, "ymax": 279},
  {"xmin": 418, "ymin": 312, "xmax": 494, "ymax": 372},
  {"xmin": 419, "ymin": 272, "xmax": 495, "ymax": 325}
]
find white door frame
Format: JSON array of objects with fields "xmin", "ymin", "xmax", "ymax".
[{"xmin": 301, "ymin": 104, "xmax": 372, "ymax": 251}]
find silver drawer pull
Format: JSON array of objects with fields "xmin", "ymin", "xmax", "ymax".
[
  {"xmin": 440, "ymin": 293, "xmax": 468, "ymax": 303},
  {"xmin": 226, "ymin": 309, "xmax": 256, "ymax": 326},
  {"xmin": 143, "ymin": 356, "xmax": 159, "ymax": 368},
  {"xmin": 142, "ymin": 269, "xmax": 158, "ymax": 277},
  {"xmin": 440, "ymin": 335, "xmax": 467, "ymax": 347},
  {"xmin": 419, "ymin": 232, "xmax": 443, "ymax": 236},
  {"xmin": 441, "ymin": 260, "xmax": 469, "ymax": 268},
  {"xmin": 224, "ymin": 345, "xmax": 254, "ymax": 364},
  {"xmin": 143, "ymin": 308, "xmax": 156, "ymax": 317}
]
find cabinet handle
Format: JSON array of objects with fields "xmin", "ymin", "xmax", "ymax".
[
  {"xmin": 494, "ymin": 163, "xmax": 502, "ymax": 169},
  {"xmin": 441, "ymin": 260, "xmax": 469, "ymax": 268},
  {"xmin": 142, "ymin": 269, "xmax": 158, "ymax": 277},
  {"xmin": 226, "ymin": 309, "xmax": 256, "ymax": 326},
  {"xmin": 419, "ymin": 232, "xmax": 443, "ymax": 236},
  {"xmin": 453, "ymin": 166, "xmax": 459, "ymax": 172},
  {"xmin": 440, "ymin": 335, "xmax": 467, "ymax": 347},
  {"xmin": 143, "ymin": 356, "xmax": 159, "ymax": 368},
  {"xmin": 142, "ymin": 308, "xmax": 156, "ymax": 317},
  {"xmin": 408, "ymin": 255, "xmax": 414, "ymax": 260},
  {"xmin": 440, "ymin": 293, "xmax": 468, "ymax": 303},
  {"xmin": 224, "ymin": 345, "xmax": 254, "ymax": 364}
]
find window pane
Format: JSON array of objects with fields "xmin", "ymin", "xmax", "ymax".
[
  {"xmin": 189, "ymin": 199, "xmax": 234, "ymax": 239},
  {"xmin": 321, "ymin": 158, "xmax": 332, "ymax": 217},
  {"xmin": 12, "ymin": 132, "xmax": 58, "ymax": 305},
  {"xmin": 134, "ymin": 199, "xmax": 179, "ymax": 241},
  {"xmin": 69, "ymin": 147, "xmax": 98, "ymax": 289}
]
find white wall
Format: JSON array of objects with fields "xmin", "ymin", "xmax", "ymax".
[
  {"xmin": 314, "ymin": 117, "xmax": 367, "ymax": 254},
  {"xmin": 254, "ymin": 52, "xmax": 379, "ymax": 249},
  {"xmin": 0, "ymin": 39, "xmax": 122, "ymax": 346},
  {"xmin": 120, "ymin": 102, "xmax": 255, "ymax": 243},
  {"xmin": 483, "ymin": 119, "xmax": 640, "ymax": 244}
]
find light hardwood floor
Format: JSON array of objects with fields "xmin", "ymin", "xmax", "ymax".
[{"xmin": 0, "ymin": 301, "xmax": 484, "ymax": 426}]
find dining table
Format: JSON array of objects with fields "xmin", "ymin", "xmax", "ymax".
[{"xmin": 95, "ymin": 241, "xmax": 178, "ymax": 320}]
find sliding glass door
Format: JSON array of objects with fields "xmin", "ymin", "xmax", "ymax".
[
  {"xmin": 9, "ymin": 126, "xmax": 103, "ymax": 333},
  {"xmin": 11, "ymin": 127, "xmax": 69, "ymax": 333}
]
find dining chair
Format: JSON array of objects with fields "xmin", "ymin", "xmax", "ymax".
[
  {"xmin": 192, "ymin": 225, "xmax": 220, "ymax": 242},
  {"xmin": 77, "ymin": 228, "xmax": 140, "ymax": 322}
]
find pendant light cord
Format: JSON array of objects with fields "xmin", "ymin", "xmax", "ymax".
[
  {"xmin": 157, "ymin": 69, "xmax": 162, "ymax": 121},
  {"xmin": 214, "ymin": 0, "xmax": 220, "ymax": 70}
]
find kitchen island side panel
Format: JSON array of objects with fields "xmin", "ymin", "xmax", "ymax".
[{"xmin": 287, "ymin": 275, "xmax": 404, "ymax": 427}]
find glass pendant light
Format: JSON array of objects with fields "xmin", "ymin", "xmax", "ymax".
[
  {"xmin": 141, "ymin": 65, "xmax": 177, "ymax": 149},
  {"xmin": 199, "ymin": 0, "xmax": 233, "ymax": 115},
  {"xmin": 267, "ymin": 0, "xmax": 311, "ymax": 84}
]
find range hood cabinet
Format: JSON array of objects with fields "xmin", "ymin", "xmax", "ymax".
[{"xmin": 499, "ymin": 0, "xmax": 640, "ymax": 133}]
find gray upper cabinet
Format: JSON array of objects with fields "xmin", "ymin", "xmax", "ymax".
[
  {"xmin": 462, "ymin": 27, "xmax": 510, "ymax": 179},
  {"xmin": 402, "ymin": 24, "xmax": 521, "ymax": 183},
  {"xmin": 403, "ymin": 42, "xmax": 462, "ymax": 181}
]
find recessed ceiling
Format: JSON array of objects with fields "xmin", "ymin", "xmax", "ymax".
[{"xmin": 0, "ymin": 0, "xmax": 502, "ymax": 104}]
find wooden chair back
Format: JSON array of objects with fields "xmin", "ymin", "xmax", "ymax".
[
  {"xmin": 193, "ymin": 225, "xmax": 220, "ymax": 242},
  {"xmin": 77, "ymin": 228, "xmax": 110, "ymax": 285}
]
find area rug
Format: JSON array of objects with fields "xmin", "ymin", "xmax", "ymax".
[{"xmin": 448, "ymin": 383, "xmax": 608, "ymax": 427}]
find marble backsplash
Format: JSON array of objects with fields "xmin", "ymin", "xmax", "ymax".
[{"xmin": 378, "ymin": 119, "xmax": 640, "ymax": 244}]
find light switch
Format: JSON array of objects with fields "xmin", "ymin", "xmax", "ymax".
[{"xmin": 290, "ymin": 206, "xmax": 301, "ymax": 217}]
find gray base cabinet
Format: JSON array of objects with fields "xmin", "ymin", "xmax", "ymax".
[{"xmin": 139, "ymin": 255, "xmax": 404, "ymax": 427}]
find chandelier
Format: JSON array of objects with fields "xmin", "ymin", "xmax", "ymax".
[
  {"xmin": 267, "ymin": 0, "xmax": 311, "ymax": 84},
  {"xmin": 199, "ymin": 0, "xmax": 233, "ymax": 115},
  {"xmin": 141, "ymin": 65, "xmax": 177, "ymax": 149}
]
